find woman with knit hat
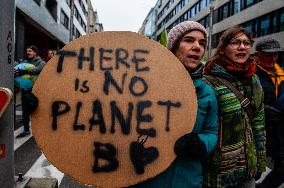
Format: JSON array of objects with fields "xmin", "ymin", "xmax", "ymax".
[
  {"xmin": 130, "ymin": 21, "xmax": 218, "ymax": 188},
  {"xmin": 203, "ymin": 26, "xmax": 266, "ymax": 187}
]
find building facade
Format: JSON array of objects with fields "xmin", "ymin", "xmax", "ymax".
[
  {"xmin": 15, "ymin": 0, "xmax": 93, "ymax": 61},
  {"xmin": 154, "ymin": 0, "xmax": 284, "ymax": 54},
  {"xmin": 138, "ymin": 8, "xmax": 158, "ymax": 40}
]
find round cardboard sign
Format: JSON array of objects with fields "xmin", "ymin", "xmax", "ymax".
[{"xmin": 31, "ymin": 31, "xmax": 197, "ymax": 187}]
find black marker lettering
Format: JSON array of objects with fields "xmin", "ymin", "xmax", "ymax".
[
  {"xmin": 89, "ymin": 100, "xmax": 106, "ymax": 133},
  {"xmin": 78, "ymin": 48, "xmax": 88, "ymax": 69},
  {"xmin": 103, "ymin": 71, "xmax": 127, "ymax": 95},
  {"xmin": 74, "ymin": 78, "xmax": 79, "ymax": 91},
  {"xmin": 157, "ymin": 101, "xmax": 181, "ymax": 131},
  {"xmin": 89, "ymin": 47, "xmax": 95, "ymax": 71},
  {"xmin": 73, "ymin": 101, "xmax": 85, "ymax": 131},
  {"xmin": 136, "ymin": 100, "xmax": 156, "ymax": 137},
  {"xmin": 129, "ymin": 76, "xmax": 148, "ymax": 97},
  {"xmin": 99, "ymin": 48, "xmax": 113, "ymax": 71},
  {"xmin": 93, "ymin": 142, "xmax": 119, "ymax": 173},
  {"xmin": 110, "ymin": 101, "xmax": 133, "ymax": 135},
  {"xmin": 77, "ymin": 47, "xmax": 95, "ymax": 71},
  {"xmin": 52, "ymin": 101, "xmax": 71, "ymax": 130},
  {"xmin": 56, "ymin": 50, "xmax": 77, "ymax": 73},
  {"xmin": 80, "ymin": 80, "xmax": 89, "ymax": 93},
  {"xmin": 115, "ymin": 48, "xmax": 130, "ymax": 70},
  {"xmin": 132, "ymin": 49, "xmax": 150, "ymax": 72}
]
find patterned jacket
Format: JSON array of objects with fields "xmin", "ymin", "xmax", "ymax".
[
  {"xmin": 131, "ymin": 69, "xmax": 218, "ymax": 188},
  {"xmin": 203, "ymin": 64, "xmax": 266, "ymax": 188}
]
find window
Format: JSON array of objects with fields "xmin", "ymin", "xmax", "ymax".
[
  {"xmin": 78, "ymin": 16, "xmax": 82, "ymax": 26},
  {"xmin": 246, "ymin": 0, "xmax": 254, "ymax": 7},
  {"xmin": 66, "ymin": 0, "xmax": 71, "ymax": 7},
  {"xmin": 200, "ymin": 0, "xmax": 206, "ymax": 10},
  {"xmin": 33, "ymin": 0, "xmax": 41, "ymax": 5},
  {"xmin": 72, "ymin": 24, "xmax": 76, "ymax": 35},
  {"xmin": 78, "ymin": 0, "xmax": 84, "ymax": 8},
  {"xmin": 82, "ymin": 22, "xmax": 86, "ymax": 32},
  {"xmin": 259, "ymin": 15, "xmax": 269, "ymax": 36},
  {"xmin": 206, "ymin": 0, "xmax": 211, "ymax": 5},
  {"xmin": 190, "ymin": 7, "xmax": 196, "ymax": 17},
  {"xmin": 211, "ymin": 32, "xmax": 223, "ymax": 48},
  {"xmin": 280, "ymin": 9, "xmax": 284, "ymax": 31},
  {"xmin": 271, "ymin": 13, "xmax": 278, "ymax": 34},
  {"xmin": 181, "ymin": 0, "xmax": 185, "ymax": 7},
  {"xmin": 76, "ymin": 29, "xmax": 81, "ymax": 38},
  {"xmin": 243, "ymin": 21, "xmax": 254, "ymax": 33},
  {"xmin": 240, "ymin": 0, "xmax": 259, "ymax": 10},
  {"xmin": 203, "ymin": 15, "xmax": 209, "ymax": 28},
  {"xmin": 184, "ymin": 12, "xmax": 188, "ymax": 20},
  {"xmin": 187, "ymin": 10, "xmax": 191, "ymax": 19},
  {"xmin": 60, "ymin": 10, "xmax": 69, "ymax": 29},
  {"xmin": 46, "ymin": 0, "xmax": 57, "ymax": 20},
  {"xmin": 195, "ymin": 3, "xmax": 200, "ymax": 13},
  {"xmin": 232, "ymin": 0, "xmax": 239, "ymax": 15},
  {"xmin": 211, "ymin": 34, "xmax": 218, "ymax": 48},
  {"xmin": 176, "ymin": 3, "xmax": 181, "ymax": 12},
  {"xmin": 222, "ymin": 3, "xmax": 230, "ymax": 19},
  {"xmin": 218, "ymin": 2, "xmax": 230, "ymax": 22},
  {"xmin": 74, "ymin": 7, "xmax": 79, "ymax": 20},
  {"xmin": 213, "ymin": 9, "xmax": 218, "ymax": 24}
]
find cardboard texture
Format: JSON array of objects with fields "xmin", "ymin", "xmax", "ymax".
[{"xmin": 31, "ymin": 31, "xmax": 197, "ymax": 187}]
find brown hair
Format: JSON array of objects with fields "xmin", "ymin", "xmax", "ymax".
[{"xmin": 204, "ymin": 26, "xmax": 253, "ymax": 74}]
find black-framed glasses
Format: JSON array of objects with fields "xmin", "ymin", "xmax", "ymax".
[{"xmin": 229, "ymin": 39, "xmax": 254, "ymax": 49}]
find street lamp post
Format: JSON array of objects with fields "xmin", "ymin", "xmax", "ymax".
[
  {"xmin": 69, "ymin": 0, "xmax": 75, "ymax": 42},
  {"xmin": 208, "ymin": 0, "xmax": 215, "ymax": 57}
]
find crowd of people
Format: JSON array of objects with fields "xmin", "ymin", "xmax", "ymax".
[
  {"xmin": 131, "ymin": 21, "xmax": 283, "ymax": 188},
  {"xmin": 14, "ymin": 21, "xmax": 284, "ymax": 188}
]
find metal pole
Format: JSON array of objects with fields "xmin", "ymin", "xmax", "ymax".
[
  {"xmin": 0, "ymin": 0, "xmax": 15, "ymax": 187},
  {"xmin": 69, "ymin": 0, "xmax": 75, "ymax": 41},
  {"xmin": 208, "ymin": 4, "xmax": 214, "ymax": 57}
]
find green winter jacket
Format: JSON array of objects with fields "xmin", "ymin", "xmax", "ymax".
[
  {"xmin": 130, "ymin": 74, "xmax": 218, "ymax": 188},
  {"xmin": 203, "ymin": 64, "xmax": 266, "ymax": 188}
]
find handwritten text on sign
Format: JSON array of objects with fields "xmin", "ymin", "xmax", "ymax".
[
  {"xmin": 53, "ymin": 48, "xmax": 181, "ymax": 174},
  {"xmin": 31, "ymin": 32, "xmax": 196, "ymax": 187}
]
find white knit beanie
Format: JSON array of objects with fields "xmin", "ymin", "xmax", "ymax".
[{"xmin": 167, "ymin": 21, "xmax": 208, "ymax": 52}]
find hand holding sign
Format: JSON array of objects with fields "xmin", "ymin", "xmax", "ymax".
[{"xmin": 31, "ymin": 32, "xmax": 197, "ymax": 187}]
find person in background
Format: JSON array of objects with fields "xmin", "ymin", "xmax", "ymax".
[
  {"xmin": 15, "ymin": 45, "xmax": 45, "ymax": 138},
  {"xmin": 254, "ymin": 38, "xmax": 284, "ymax": 188},
  {"xmin": 130, "ymin": 21, "xmax": 218, "ymax": 188},
  {"xmin": 47, "ymin": 49, "xmax": 56, "ymax": 61},
  {"xmin": 203, "ymin": 26, "xmax": 266, "ymax": 187}
]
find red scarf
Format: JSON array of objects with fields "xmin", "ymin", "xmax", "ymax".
[{"xmin": 217, "ymin": 56, "xmax": 257, "ymax": 78}]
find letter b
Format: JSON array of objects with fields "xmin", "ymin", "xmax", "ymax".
[{"xmin": 93, "ymin": 142, "xmax": 119, "ymax": 173}]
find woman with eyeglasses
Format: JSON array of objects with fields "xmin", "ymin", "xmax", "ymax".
[{"xmin": 203, "ymin": 26, "xmax": 266, "ymax": 188}]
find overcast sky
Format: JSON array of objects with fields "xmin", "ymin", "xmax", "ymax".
[{"xmin": 91, "ymin": 0, "xmax": 157, "ymax": 32}]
